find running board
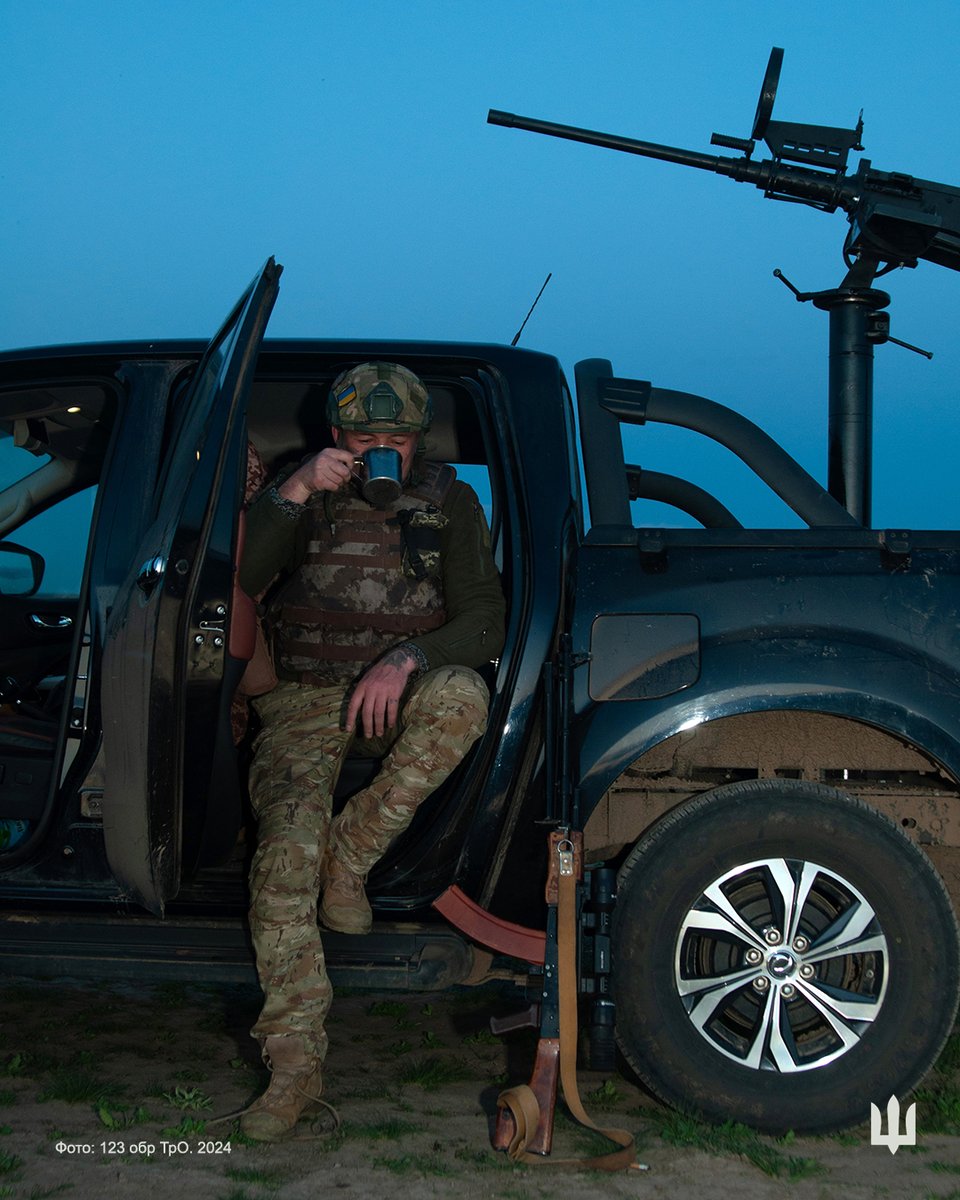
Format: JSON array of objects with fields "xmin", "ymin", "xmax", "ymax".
[{"xmin": 0, "ymin": 910, "xmax": 485, "ymax": 989}]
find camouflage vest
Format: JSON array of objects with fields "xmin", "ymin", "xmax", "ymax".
[{"xmin": 274, "ymin": 463, "xmax": 455, "ymax": 686}]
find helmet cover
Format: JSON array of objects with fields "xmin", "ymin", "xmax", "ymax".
[{"xmin": 327, "ymin": 362, "xmax": 432, "ymax": 432}]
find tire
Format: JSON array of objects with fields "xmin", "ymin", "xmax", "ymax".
[{"xmin": 611, "ymin": 779, "xmax": 960, "ymax": 1134}]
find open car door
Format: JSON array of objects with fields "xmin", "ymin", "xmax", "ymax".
[{"xmin": 101, "ymin": 258, "xmax": 281, "ymax": 914}]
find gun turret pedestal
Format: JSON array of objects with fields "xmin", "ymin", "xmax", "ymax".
[
  {"xmin": 773, "ymin": 270, "xmax": 891, "ymax": 527},
  {"xmin": 816, "ymin": 286, "xmax": 889, "ymax": 528}
]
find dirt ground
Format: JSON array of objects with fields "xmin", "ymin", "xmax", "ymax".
[{"xmin": 2, "ymin": 974, "xmax": 960, "ymax": 1200}]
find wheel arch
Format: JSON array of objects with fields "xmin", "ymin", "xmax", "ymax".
[{"xmin": 581, "ymin": 702, "xmax": 960, "ymax": 912}]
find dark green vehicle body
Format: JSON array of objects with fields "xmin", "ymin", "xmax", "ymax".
[{"xmin": 1, "ymin": 258, "xmax": 958, "ymax": 1133}]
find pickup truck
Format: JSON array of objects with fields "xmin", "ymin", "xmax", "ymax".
[{"xmin": 0, "ymin": 254, "xmax": 957, "ymax": 1140}]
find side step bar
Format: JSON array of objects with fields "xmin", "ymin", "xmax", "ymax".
[{"xmin": 0, "ymin": 909, "xmax": 485, "ymax": 989}]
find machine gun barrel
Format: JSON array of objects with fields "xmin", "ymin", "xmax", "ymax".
[
  {"xmin": 488, "ymin": 109, "xmax": 730, "ymax": 173},
  {"xmin": 488, "ymin": 109, "xmax": 852, "ymax": 213}
]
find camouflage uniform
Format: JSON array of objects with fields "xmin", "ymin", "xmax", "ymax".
[
  {"xmin": 247, "ymin": 665, "xmax": 487, "ymax": 1056},
  {"xmin": 239, "ymin": 362, "xmax": 504, "ymax": 1064}
]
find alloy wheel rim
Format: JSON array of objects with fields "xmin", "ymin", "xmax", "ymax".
[{"xmin": 674, "ymin": 856, "xmax": 889, "ymax": 1072}]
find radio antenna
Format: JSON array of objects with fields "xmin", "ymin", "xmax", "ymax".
[{"xmin": 511, "ymin": 272, "xmax": 553, "ymax": 346}]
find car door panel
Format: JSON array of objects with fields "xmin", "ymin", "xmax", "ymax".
[{"xmin": 100, "ymin": 259, "xmax": 281, "ymax": 914}]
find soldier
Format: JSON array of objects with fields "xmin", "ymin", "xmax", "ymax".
[{"xmin": 237, "ymin": 362, "xmax": 505, "ymax": 1140}]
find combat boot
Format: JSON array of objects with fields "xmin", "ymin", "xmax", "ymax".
[
  {"xmin": 319, "ymin": 855, "xmax": 372, "ymax": 935},
  {"xmin": 240, "ymin": 1036, "xmax": 324, "ymax": 1141}
]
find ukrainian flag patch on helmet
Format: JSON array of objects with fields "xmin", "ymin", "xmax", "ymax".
[{"xmin": 328, "ymin": 361, "xmax": 432, "ymax": 431}]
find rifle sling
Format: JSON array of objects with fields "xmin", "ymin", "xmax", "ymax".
[{"xmin": 495, "ymin": 837, "xmax": 640, "ymax": 1172}]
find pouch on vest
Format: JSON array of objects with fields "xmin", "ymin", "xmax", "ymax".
[{"xmin": 395, "ymin": 509, "xmax": 447, "ymax": 580}]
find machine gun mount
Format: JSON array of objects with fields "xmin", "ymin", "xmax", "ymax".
[{"xmin": 489, "ymin": 49, "xmax": 958, "ymax": 525}]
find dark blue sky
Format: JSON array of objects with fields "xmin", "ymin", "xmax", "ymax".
[{"xmin": 4, "ymin": 1, "xmax": 959, "ymax": 528}]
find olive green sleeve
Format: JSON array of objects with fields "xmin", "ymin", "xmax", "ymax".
[
  {"xmin": 407, "ymin": 482, "xmax": 506, "ymax": 671},
  {"xmin": 238, "ymin": 487, "xmax": 309, "ymax": 597}
]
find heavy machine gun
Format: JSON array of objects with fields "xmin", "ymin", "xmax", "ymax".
[{"xmin": 489, "ymin": 48, "xmax": 960, "ymax": 525}]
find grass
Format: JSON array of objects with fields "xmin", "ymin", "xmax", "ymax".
[
  {"xmin": 0, "ymin": 1150, "xmax": 21, "ymax": 1176},
  {"xmin": 1, "ymin": 1055, "xmax": 24, "ymax": 1078},
  {"xmin": 161, "ymin": 1085, "xmax": 213, "ymax": 1112},
  {"xmin": 916, "ymin": 1085, "xmax": 960, "ymax": 1134},
  {"xmin": 173, "ymin": 1067, "xmax": 210, "ymax": 1082},
  {"xmin": 916, "ymin": 1040, "xmax": 960, "ymax": 1136},
  {"xmin": 37, "ymin": 1068, "xmax": 122, "ymax": 1106},
  {"xmin": 585, "ymin": 1078, "xmax": 626, "ymax": 1110},
  {"xmin": 551, "ymin": 1108, "xmax": 638, "ymax": 1162},
  {"xmin": 162, "ymin": 1116, "xmax": 208, "ymax": 1138},
  {"xmin": 384, "ymin": 1039, "xmax": 413, "ymax": 1057},
  {"xmin": 453, "ymin": 1144, "xmax": 515, "ymax": 1171},
  {"xmin": 224, "ymin": 1165, "xmax": 286, "ymax": 1190},
  {"xmin": 7, "ymin": 978, "xmax": 958, "ymax": 1191},
  {"xmin": 97, "ymin": 1102, "xmax": 151, "ymax": 1130},
  {"xmin": 461, "ymin": 1027, "xmax": 499, "ymax": 1047},
  {"xmin": 648, "ymin": 1108, "xmax": 824, "ymax": 1180},
  {"xmin": 366, "ymin": 1000, "xmax": 408, "ymax": 1020},
  {"xmin": 395, "ymin": 1056, "xmax": 475, "ymax": 1091},
  {"xmin": 348, "ymin": 1117, "xmax": 419, "ymax": 1141},
  {"xmin": 372, "ymin": 1151, "xmax": 455, "ymax": 1177}
]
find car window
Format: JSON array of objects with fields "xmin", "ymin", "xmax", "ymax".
[
  {"xmin": 0, "ymin": 437, "xmax": 97, "ymax": 596},
  {"xmin": 453, "ymin": 463, "xmax": 492, "ymax": 522}
]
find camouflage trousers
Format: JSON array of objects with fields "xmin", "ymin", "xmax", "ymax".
[{"xmin": 246, "ymin": 666, "xmax": 489, "ymax": 1058}]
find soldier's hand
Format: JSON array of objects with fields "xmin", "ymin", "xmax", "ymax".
[
  {"xmin": 347, "ymin": 650, "xmax": 418, "ymax": 739},
  {"xmin": 278, "ymin": 448, "xmax": 356, "ymax": 503}
]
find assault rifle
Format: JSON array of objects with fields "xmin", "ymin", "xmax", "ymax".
[{"xmin": 489, "ymin": 47, "xmax": 960, "ymax": 525}]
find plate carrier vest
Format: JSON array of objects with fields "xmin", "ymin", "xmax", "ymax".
[{"xmin": 273, "ymin": 463, "xmax": 455, "ymax": 687}]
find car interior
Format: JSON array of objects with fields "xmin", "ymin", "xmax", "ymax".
[
  {"xmin": 0, "ymin": 382, "xmax": 116, "ymax": 853},
  {"xmin": 0, "ymin": 360, "xmax": 508, "ymax": 897}
]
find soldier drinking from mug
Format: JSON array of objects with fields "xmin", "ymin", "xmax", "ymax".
[{"xmin": 237, "ymin": 362, "xmax": 505, "ymax": 1140}]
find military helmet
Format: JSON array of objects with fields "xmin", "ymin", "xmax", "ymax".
[{"xmin": 327, "ymin": 362, "xmax": 432, "ymax": 433}]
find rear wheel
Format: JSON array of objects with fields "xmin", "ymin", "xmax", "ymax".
[{"xmin": 611, "ymin": 779, "xmax": 960, "ymax": 1133}]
